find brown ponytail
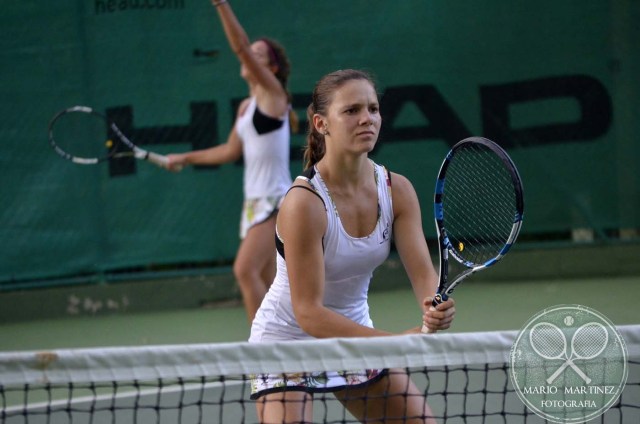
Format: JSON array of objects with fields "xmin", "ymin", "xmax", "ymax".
[{"xmin": 303, "ymin": 103, "xmax": 325, "ymax": 169}]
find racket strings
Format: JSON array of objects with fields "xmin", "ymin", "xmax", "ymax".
[
  {"xmin": 48, "ymin": 106, "xmax": 170, "ymax": 168},
  {"xmin": 572, "ymin": 324, "xmax": 608, "ymax": 358},
  {"xmin": 442, "ymin": 144, "xmax": 518, "ymax": 264},
  {"xmin": 50, "ymin": 109, "xmax": 120, "ymax": 164},
  {"xmin": 530, "ymin": 324, "xmax": 567, "ymax": 359}
]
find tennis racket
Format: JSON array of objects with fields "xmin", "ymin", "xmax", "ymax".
[
  {"xmin": 422, "ymin": 137, "xmax": 524, "ymax": 333},
  {"xmin": 48, "ymin": 105, "xmax": 171, "ymax": 168},
  {"xmin": 529, "ymin": 322, "xmax": 592, "ymax": 384},
  {"xmin": 545, "ymin": 322, "xmax": 608, "ymax": 384}
]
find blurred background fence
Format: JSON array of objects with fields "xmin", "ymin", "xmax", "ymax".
[{"xmin": 1, "ymin": 0, "xmax": 639, "ymax": 289}]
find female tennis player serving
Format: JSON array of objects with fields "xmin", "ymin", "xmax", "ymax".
[
  {"xmin": 166, "ymin": 0, "xmax": 297, "ymax": 323},
  {"xmin": 249, "ymin": 69, "xmax": 455, "ymax": 424}
]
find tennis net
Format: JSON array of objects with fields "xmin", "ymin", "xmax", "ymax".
[{"xmin": 1, "ymin": 326, "xmax": 639, "ymax": 423}]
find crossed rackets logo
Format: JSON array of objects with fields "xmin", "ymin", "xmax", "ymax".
[
  {"xmin": 529, "ymin": 321, "xmax": 608, "ymax": 385},
  {"xmin": 509, "ymin": 304, "xmax": 628, "ymax": 424}
]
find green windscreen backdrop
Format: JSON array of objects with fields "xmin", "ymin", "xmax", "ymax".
[{"xmin": 1, "ymin": 0, "xmax": 638, "ymax": 284}]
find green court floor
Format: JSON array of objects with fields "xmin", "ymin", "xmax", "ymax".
[{"xmin": 1, "ymin": 274, "xmax": 638, "ymax": 352}]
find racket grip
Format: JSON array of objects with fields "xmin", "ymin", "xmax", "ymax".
[
  {"xmin": 146, "ymin": 151, "xmax": 170, "ymax": 168},
  {"xmin": 148, "ymin": 151, "xmax": 184, "ymax": 171},
  {"xmin": 150, "ymin": 152, "xmax": 184, "ymax": 171}
]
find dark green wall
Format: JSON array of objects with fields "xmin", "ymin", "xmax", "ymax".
[{"xmin": 1, "ymin": 0, "xmax": 638, "ymax": 283}]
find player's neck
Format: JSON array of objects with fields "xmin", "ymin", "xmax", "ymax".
[{"xmin": 317, "ymin": 156, "xmax": 372, "ymax": 193}]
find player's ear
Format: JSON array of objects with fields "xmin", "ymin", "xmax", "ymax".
[{"xmin": 312, "ymin": 114, "xmax": 327, "ymax": 135}]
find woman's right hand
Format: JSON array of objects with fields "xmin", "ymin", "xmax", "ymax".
[{"xmin": 166, "ymin": 154, "xmax": 186, "ymax": 172}]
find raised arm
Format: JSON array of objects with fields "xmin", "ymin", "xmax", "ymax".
[{"xmin": 211, "ymin": 1, "xmax": 287, "ymax": 112}]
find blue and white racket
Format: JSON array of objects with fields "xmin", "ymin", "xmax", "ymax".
[{"xmin": 422, "ymin": 137, "xmax": 524, "ymax": 332}]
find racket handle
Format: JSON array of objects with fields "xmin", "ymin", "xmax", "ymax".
[
  {"xmin": 149, "ymin": 151, "xmax": 185, "ymax": 171},
  {"xmin": 546, "ymin": 359, "xmax": 591, "ymax": 385},
  {"xmin": 145, "ymin": 151, "xmax": 170, "ymax": 168},
  {"xmin": 150, "ymin": 152, "xmax": 184, "ymax": 171}
]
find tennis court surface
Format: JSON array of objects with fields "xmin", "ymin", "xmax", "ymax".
[
  {"xmin": 2, "ymin": 256, "xmax": 640, "ymax": 423},
  {"xmin": 2, "ymin": 244, "xmax": 640, "ymax": 424}
]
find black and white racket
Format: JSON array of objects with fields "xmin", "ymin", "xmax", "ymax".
[
  {"xmin": 422, "ymin": 137, "xmax": 524, "ymax": 332},
  {"xmin": 48, "ymin": 105, "xmax": 170, "ymax": 168}
]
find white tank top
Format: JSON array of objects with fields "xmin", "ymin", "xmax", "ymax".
[
  {"xmin": 235, "ymin": 97, "xmax": 292, "ymax": 199},
  {"xmin": 249, "ymin": 161, "xmax": 394, "ymax": 341}
]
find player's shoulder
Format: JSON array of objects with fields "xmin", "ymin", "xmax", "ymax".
[
  {"xmin": 277, "ymin": 178, "xmax": 327, "ymax": 235},
  {"xmin": 280, "ymin": 169, "xmax": 325, "ymax": 213},
  {"xmin": 387, "ymin": 171, "xmax": 414, "ymax": 193},
  {"xmin": 387, "ymin": 171, "xmax": 420, "ymax": 217},
  {"xmin": 236, "ymin": 97, "xmax": 252, "ymax": 117},
  {"xmin": 284, "ymin": 178, "xmax": 325, "ymax": 210}
]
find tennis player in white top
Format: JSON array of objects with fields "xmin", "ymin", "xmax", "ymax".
[
  {"xmin": 167, "ymin": 0, "xmax": 297, "ymax": 323},
  {"xmin": 249, "ymin": 69, "xmax": 456, "ymax": 423}
]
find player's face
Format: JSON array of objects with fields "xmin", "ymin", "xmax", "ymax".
[
  {"xmin": 321, "ymin": 79, "xmax": 381, "ymax": 155},
  {"xmin": 240, "ymin": 40, "xmax": 274, "ymax": 81}
]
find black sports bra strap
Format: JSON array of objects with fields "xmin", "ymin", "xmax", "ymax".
[{"xmin": 286, "ymin": 185, "xmax": 315, "ymax": 195}]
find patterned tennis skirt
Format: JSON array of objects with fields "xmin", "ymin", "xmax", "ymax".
[
  {"xmin": 240, "ymin": 196, "xmax": 283, "ymax": 239},
  {"xmin": 250, "ymin": 368, "xmax": 388, "ymax": 400}
]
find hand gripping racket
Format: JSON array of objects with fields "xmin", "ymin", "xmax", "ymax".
[
  {"xmin": 422, "ymin": 137, "xmax": 524, "ymax": 333},
  {"xmin": 48, "ymin": 105, "xmax": 171, "ymax": 168}
]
